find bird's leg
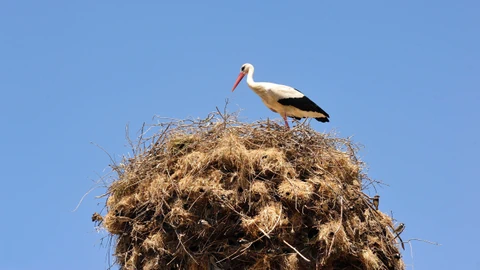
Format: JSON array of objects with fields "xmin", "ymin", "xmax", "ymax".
[{"xmin": 282, "ymin": 114, "xmax": 290, "ymax": 129}]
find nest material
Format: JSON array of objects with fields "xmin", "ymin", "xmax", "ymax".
[{"xmin": 100, "ymin": 113, "xmax": 405, "ymax": 270}]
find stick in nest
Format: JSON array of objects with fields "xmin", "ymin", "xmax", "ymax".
[
  {"xmin": 326, "ymin": 196, "xmax": 344, "ymax": 258},
  {"xmin": 282, "ymin": 240, "xmax": 311, "ymax": 262},
  {"xmin": 175, "ymin": 231, "xmax": 198, "ymax": 265}
]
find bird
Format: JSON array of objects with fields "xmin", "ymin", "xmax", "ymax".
[
  {"xmin": 372, "ymin": 195, "xmax": 380, "ymax": 210},
  {"xmin": 393, "ymin": 223, "xmax": 406, "ymax": 250},
  {"xmin": 393, "ymin": 223, "xmax": 405, "ymax": 237},
  {"xmin": 231, "ymin": 63, "xmax": 330, "ymax": 129}
]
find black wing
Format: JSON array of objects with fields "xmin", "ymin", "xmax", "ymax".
[{"xmin": 277, "ymin": 96, "xmax": 330, "ymax": 118}]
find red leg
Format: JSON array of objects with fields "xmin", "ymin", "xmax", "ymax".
[{"xmin": 282, "ymin": 114, "xmax": 290, "ymax": 129}]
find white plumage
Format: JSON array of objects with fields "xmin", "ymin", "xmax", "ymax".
[{"xmin": 231, "ymin": 63, "xmax": 329, "ymax": 129}]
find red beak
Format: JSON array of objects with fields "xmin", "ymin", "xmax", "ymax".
[{"xmin": 231, "ymin": 72, "xmax": 246, "ymax": 92}]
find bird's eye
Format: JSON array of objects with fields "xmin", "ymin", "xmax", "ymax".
[{"xmin": 241, "ymin": 66, "xmax": 245, "ymax": 71}]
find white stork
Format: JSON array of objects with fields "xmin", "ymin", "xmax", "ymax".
[{"xmin": 231, "ymin": 63, "xmax": 330, "ymax": 129}]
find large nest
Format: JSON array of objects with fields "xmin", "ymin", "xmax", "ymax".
[{"xmin": 98, "ymin": 112, "xmax": 405, "ymax": 270}]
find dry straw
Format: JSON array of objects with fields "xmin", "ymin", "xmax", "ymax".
[{"xmin": 97, "ymin": 110, "xmax": 405, "ymax": 269}]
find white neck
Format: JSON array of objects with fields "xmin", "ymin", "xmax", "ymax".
[{"xmin": 245, "ymin": 65, "xmax": 265, "ymax": 95}]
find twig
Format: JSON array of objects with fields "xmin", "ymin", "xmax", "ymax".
[
  {"xmin": 258, "ymin": 207, "xmax": 282, "ymax": 239},
  {"xmin": 90, "ymin": 142, "xmax": 117, "ymax": 170},
  {"xmin": 95, "ymin": 192, "xmax": 109, "ymax": 199},
  {"xmin": 72, "ymin": 185, "xmax": 98, "ymax": 212},
  {"xmin": 175, "ymin": 231, "xmax": 198, "ymax": 265},
  {"xmin": 216, "ymin": 106, "xmax": 225, "ymax": 122},
  {"xmin": 215, "ymin": 198, "xmax": 283, "ymax": 264},
  {"xmin": 326, "ymin": 196, "xmax": 344, "ymax": 257},
  {"xmin": 223, "ymin": 98, "xmax": 230, "ymax": 119},
  {"xmin": 125, "ymin": 123, "xmax": 135, "ymax": 156},
  {"xmin": 257, "ymin": 228, "xmax": 271, "ymax": 239},
  {"xmin": 397, "ymin": 235, "xmax": 405, "ymax": 250},
  {"xmin": 153, "ymin": 122, "xmax": 171, "ymax": 147},
  {"xmin": 282, "ymin": 240, "xmax": 311, "ymax": 262},
  {"xmin": 405, "ymin": 238, "xmax": 441, "ymax": 246},
  {"xmin": 135, "ymin": 122, "xmax": 146, "ymax": 154}
]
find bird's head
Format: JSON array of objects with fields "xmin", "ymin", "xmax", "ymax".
[
  {"xmin": 240, "ymin": 63, "xmax": 253, "ymax": 74},
  {"xmin": 232, "ymin": 63, "xmax": 253, "ymax": 92}
]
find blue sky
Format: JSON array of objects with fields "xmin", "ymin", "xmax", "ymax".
[{"xmin": 1, "ymin": 1, "xmax": 478, "ymax": 269}]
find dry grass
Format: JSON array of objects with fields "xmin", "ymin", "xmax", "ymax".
[{"xmin": 98, "ymin": 111, "xmax": 405, "ymax": 270}]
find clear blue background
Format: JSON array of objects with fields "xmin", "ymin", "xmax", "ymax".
[{"xmin": 1, "ymin": 1, "xmax": 478, "ymax": 269}]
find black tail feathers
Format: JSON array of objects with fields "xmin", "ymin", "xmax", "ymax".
[{"xmin": 315, "ymin": 117, "xmax": 329, "ymax": 123}]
